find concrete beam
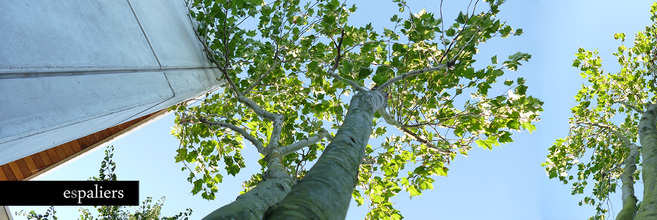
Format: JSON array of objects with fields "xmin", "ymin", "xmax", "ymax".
[
  {"xmin": 0, "ymin": 0, "xmax": 222, "ymax": 165},
  {"xmin": 0, "ymin": 0, "xmax": 159, "ymax": 72}
]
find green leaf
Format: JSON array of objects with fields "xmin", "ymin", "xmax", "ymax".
[
  {"xmin": 400, "ymin": 177, "xmax": 409, "ymax": 186},
  {"xmin": 499, "ymin": 132, "xmax": 513, "ymax": 143},
  {"xmin": 475, "ymin": 139, "xmax": 497, "ymax": 150},
  {"xmin": 614, "ymin": 32, "xmax": 626, "ymax": 41},
  {"xmin": 514, "ymin": 28, "xmax": 523, "ymax": 36},
  {"xmin": 213, "ymin": 174, "xmax": 223, "ymax": 183},
  {"xmin": 372, "ymin": 73, "xmax": 388, "ymax": 85},
  {"xmin": 186, "ymin": 150, "xmax": 198, "ymax": 163},
  {"xmin": 506, "ymin": 120, "xmax": 520, "ymax": 130},
  {"xmin": 446, "ymin": 28, "xmax": 457, "ymax": 37},
  {"xmin": 358, "ymin": 67, "xmax": 373, "ymax": 80},
  {"xmin": 371, "ymin": 193, "xmax": 384, "ymax": 203},
  {"xmin": 456, "ymin": 11, "xmax": 467, "ymax": 24},
  {"xmin": 504, "ymin": 79, "xmax": 513, "ymax": 86},
  {"xmin": 521, "ymin": 122, "xmax": 536, "ymax": 133},
  {"xmin": 419, "ymin": 180, "xmax": 433, "ymax": 190},
  {"xmin": 500, "ymin": 25, "xmax": 512, "ymax": 38},
  {"xmin": 408, "ymin": 186, "xmax": 421, "ymax": 197},
  {"xmin": 436, "ymin": 167, "xmax": 448, "ymax": 176}
]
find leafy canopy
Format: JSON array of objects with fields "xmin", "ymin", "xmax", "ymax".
[
  {"xmin": 174, "ymin": 0, "xmax": 542, "ymax": 218},
  {"xmin": 543, "ymin": 3, "xmax": 657, "ymax": 219}
]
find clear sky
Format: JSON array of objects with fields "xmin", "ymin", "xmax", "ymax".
[{"xmin": 10, "ymin": 1, "xmax": 657, "ymax": 219}]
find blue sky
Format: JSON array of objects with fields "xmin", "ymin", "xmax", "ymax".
[{"xmin": 10, "ymin": 1, "xmax": 657, "ymax": 219}]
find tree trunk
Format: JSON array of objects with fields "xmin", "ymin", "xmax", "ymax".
[
  {"xmin": 203, "ymin": 151, "xmax": 294, "ymax": 220},
  {"xmin": 636, "ymin": 104, "xmax": 657, "ymax": 219},
  {"xmin": 616, "ymin": 143, "xmax": 639, "ymax": 220},
  {"xmin": 264, "ymin": 90, "xmax": 387, "ymax": 220}
]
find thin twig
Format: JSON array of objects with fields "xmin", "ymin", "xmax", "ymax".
[
  {"xmin": 244, "ymin": 54, "xmax": 282, "ymax": 94},
  {"xmin": 614, "ymin": 100, "xmax": 645, "ymax": 114},
  {"xmin": 197, "ymin": 118, "xmax": 266, "ymax": 154},
  {"xmin": 575, "ymin": 121, "xmax": 633, "ymax": 148},
  {"xmin": 326, "ymin": 29, "xmax": 369, "ymax": 92},
  {"xmin": 378, "ymin": 109, "xmax": 450, "ymax": 155},
  {"xmin": 375, "ymin": 64, "xmax": 448, "ymax": 91}
]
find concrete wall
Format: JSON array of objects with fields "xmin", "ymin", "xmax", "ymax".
[{"xmin": 0, "ymin": 0, "xmax": 223, "ymax": 165}]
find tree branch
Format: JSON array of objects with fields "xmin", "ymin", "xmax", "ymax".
[
  {"xmin": 378, "ymin": 109, "xmax": 403, "ymax": 127},
  {"xmin": 326, "ymin": 29, "xmax": 369, "ymax": 93},
  {"xmin": 378, "ymin": 109, "xmax": 450, "ymax": 155},
  {"xmin": 198, "ymin": 118, "xmax": 266, "ymax": 154},
  {"xmin": 447, "ymin": 26, "xmax": 484, "ymax": 65},
  {"xmin": 375, "ymin": 64, "xmax": 448, "ymax": 91},
  {"xmin": 362, "ymin": 157, "xmax": 375, "ymax": 165},
  {"xmin": 231, "ymin": 93, "xmax": 284, "ymax": 154},
  {"xmin": 400, "ymin": 127, "xmax": 450, "ymax": 155},
  {"xmin": 267, "ymin": 114, "xmax": 285, "ymax": 154},
  {"xmin": 185, "ymin": 4, "xmax": 231, "ymax": 81},
  {"xmin": 244, "ymin": 52, "xmax": 283, "ymax": 95},
  {"xmin": 201, "ymin": 75, "xmax": 284, "ymax": 155},
  {"xmin": 224, "ymin": 70, "xmax": 284, "ymax": 154},
  {"xmin": 223, "ymin": 69, "xmax": 244, "ymax": 97},
  {"xmin": 603, "ymin": 143, "xmax": 642, "ymax": 177},
  {"xmin": 187, "ymin": 2, "xmax": 281, "ymax": 117},
  {"xmin": 575, "ymin": 121, "xmax": 633, "ymax": 148},
  {"xmin": 279, "ymin": 129, "xmax": 332, "ymax": 155},
  {"xmin": 327, "ymin": 69, "xmax": 369, "ymax": 92},
  {"xmin": 236, "ymin": 95, "xmax": 280, "ymax": 122},
  {"xmin": 614, "ymin": 100, "xmax": 645, "ymax": 114},
  {"xmin": 236, "ymin": 91, "xmax": 285, "ymax": 155}
]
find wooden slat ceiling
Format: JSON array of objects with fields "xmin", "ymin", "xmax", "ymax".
[{"xmin": 0, "ymin": 111, "xmax": 162, "ymax": 181}]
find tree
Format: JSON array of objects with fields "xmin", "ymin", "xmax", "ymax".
[
  {"xmin": 174, "ymin": 0, "xmax": 542, "ymax": 219},
  {"xmin": 16, "ymin": 146, "xmax": 193, "ymax": 220},
  {"xmin": 543, "ymin": 3, "xmax": 657, "ymax": 219}
]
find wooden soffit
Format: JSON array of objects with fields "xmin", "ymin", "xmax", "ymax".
[{"xmin": 0, "ymin": 109, "xmax": 169, "ymax": 181}]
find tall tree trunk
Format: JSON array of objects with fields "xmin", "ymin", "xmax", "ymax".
[
  {"xmin": 203, "ymin": 151, "xmax": 294, "ymax": 220},
  {"xmin": 636, "ymin": 104, "xmax": 657, "ymax": 219},
  {"xmin": 616, "ymin": 143, "xmax": 639, "ymax": 220},
  {"xmin": 265, "ymin": 90, "xmax": 387, "ymax": 219}
]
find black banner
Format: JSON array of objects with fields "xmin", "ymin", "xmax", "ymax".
[{"xmin": 0, "ymin": 181, "xmax": 139, "ymax": 206}]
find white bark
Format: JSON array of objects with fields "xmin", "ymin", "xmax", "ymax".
[
  {"xmin": 265, "ymin": 90, "xmax": 387, "ymax": 219},
  {"xmin": 236, "ymin": 94, "xmax": 281, "ymax": 122},
  {"xmin": 616, "ymin": 143, "xmax": 640, "ymax": 220},
  {"xmin": 636, "ymin": 104, "xmax": 657, "ymax": 219},
  {"xmin": 279, "ymin": 129, "xmax": 332, "ymax": 156},
  {"xmin": 202, "ymin": 129, "xmax": 330, "ymax": 219},
  {"xmin": 203, "ymin": 149, "xmax": 293, "ymax": 220},
  {"xmin": 202, "ymin": 71, "xmax": 291, "ymax": 219}
]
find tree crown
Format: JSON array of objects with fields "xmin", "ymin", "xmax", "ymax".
[{"xmin": 174, "ymin": 0, "xmax": 542, "ymax": 218}]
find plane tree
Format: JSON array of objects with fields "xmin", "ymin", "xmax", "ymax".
[
  {"xmin": 543, "ymin": 3, "xmax": 657, "ymax": 219},
  {"xmin": 173, "ymin": 0, "xmax": 542, "ymax": 219}
]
